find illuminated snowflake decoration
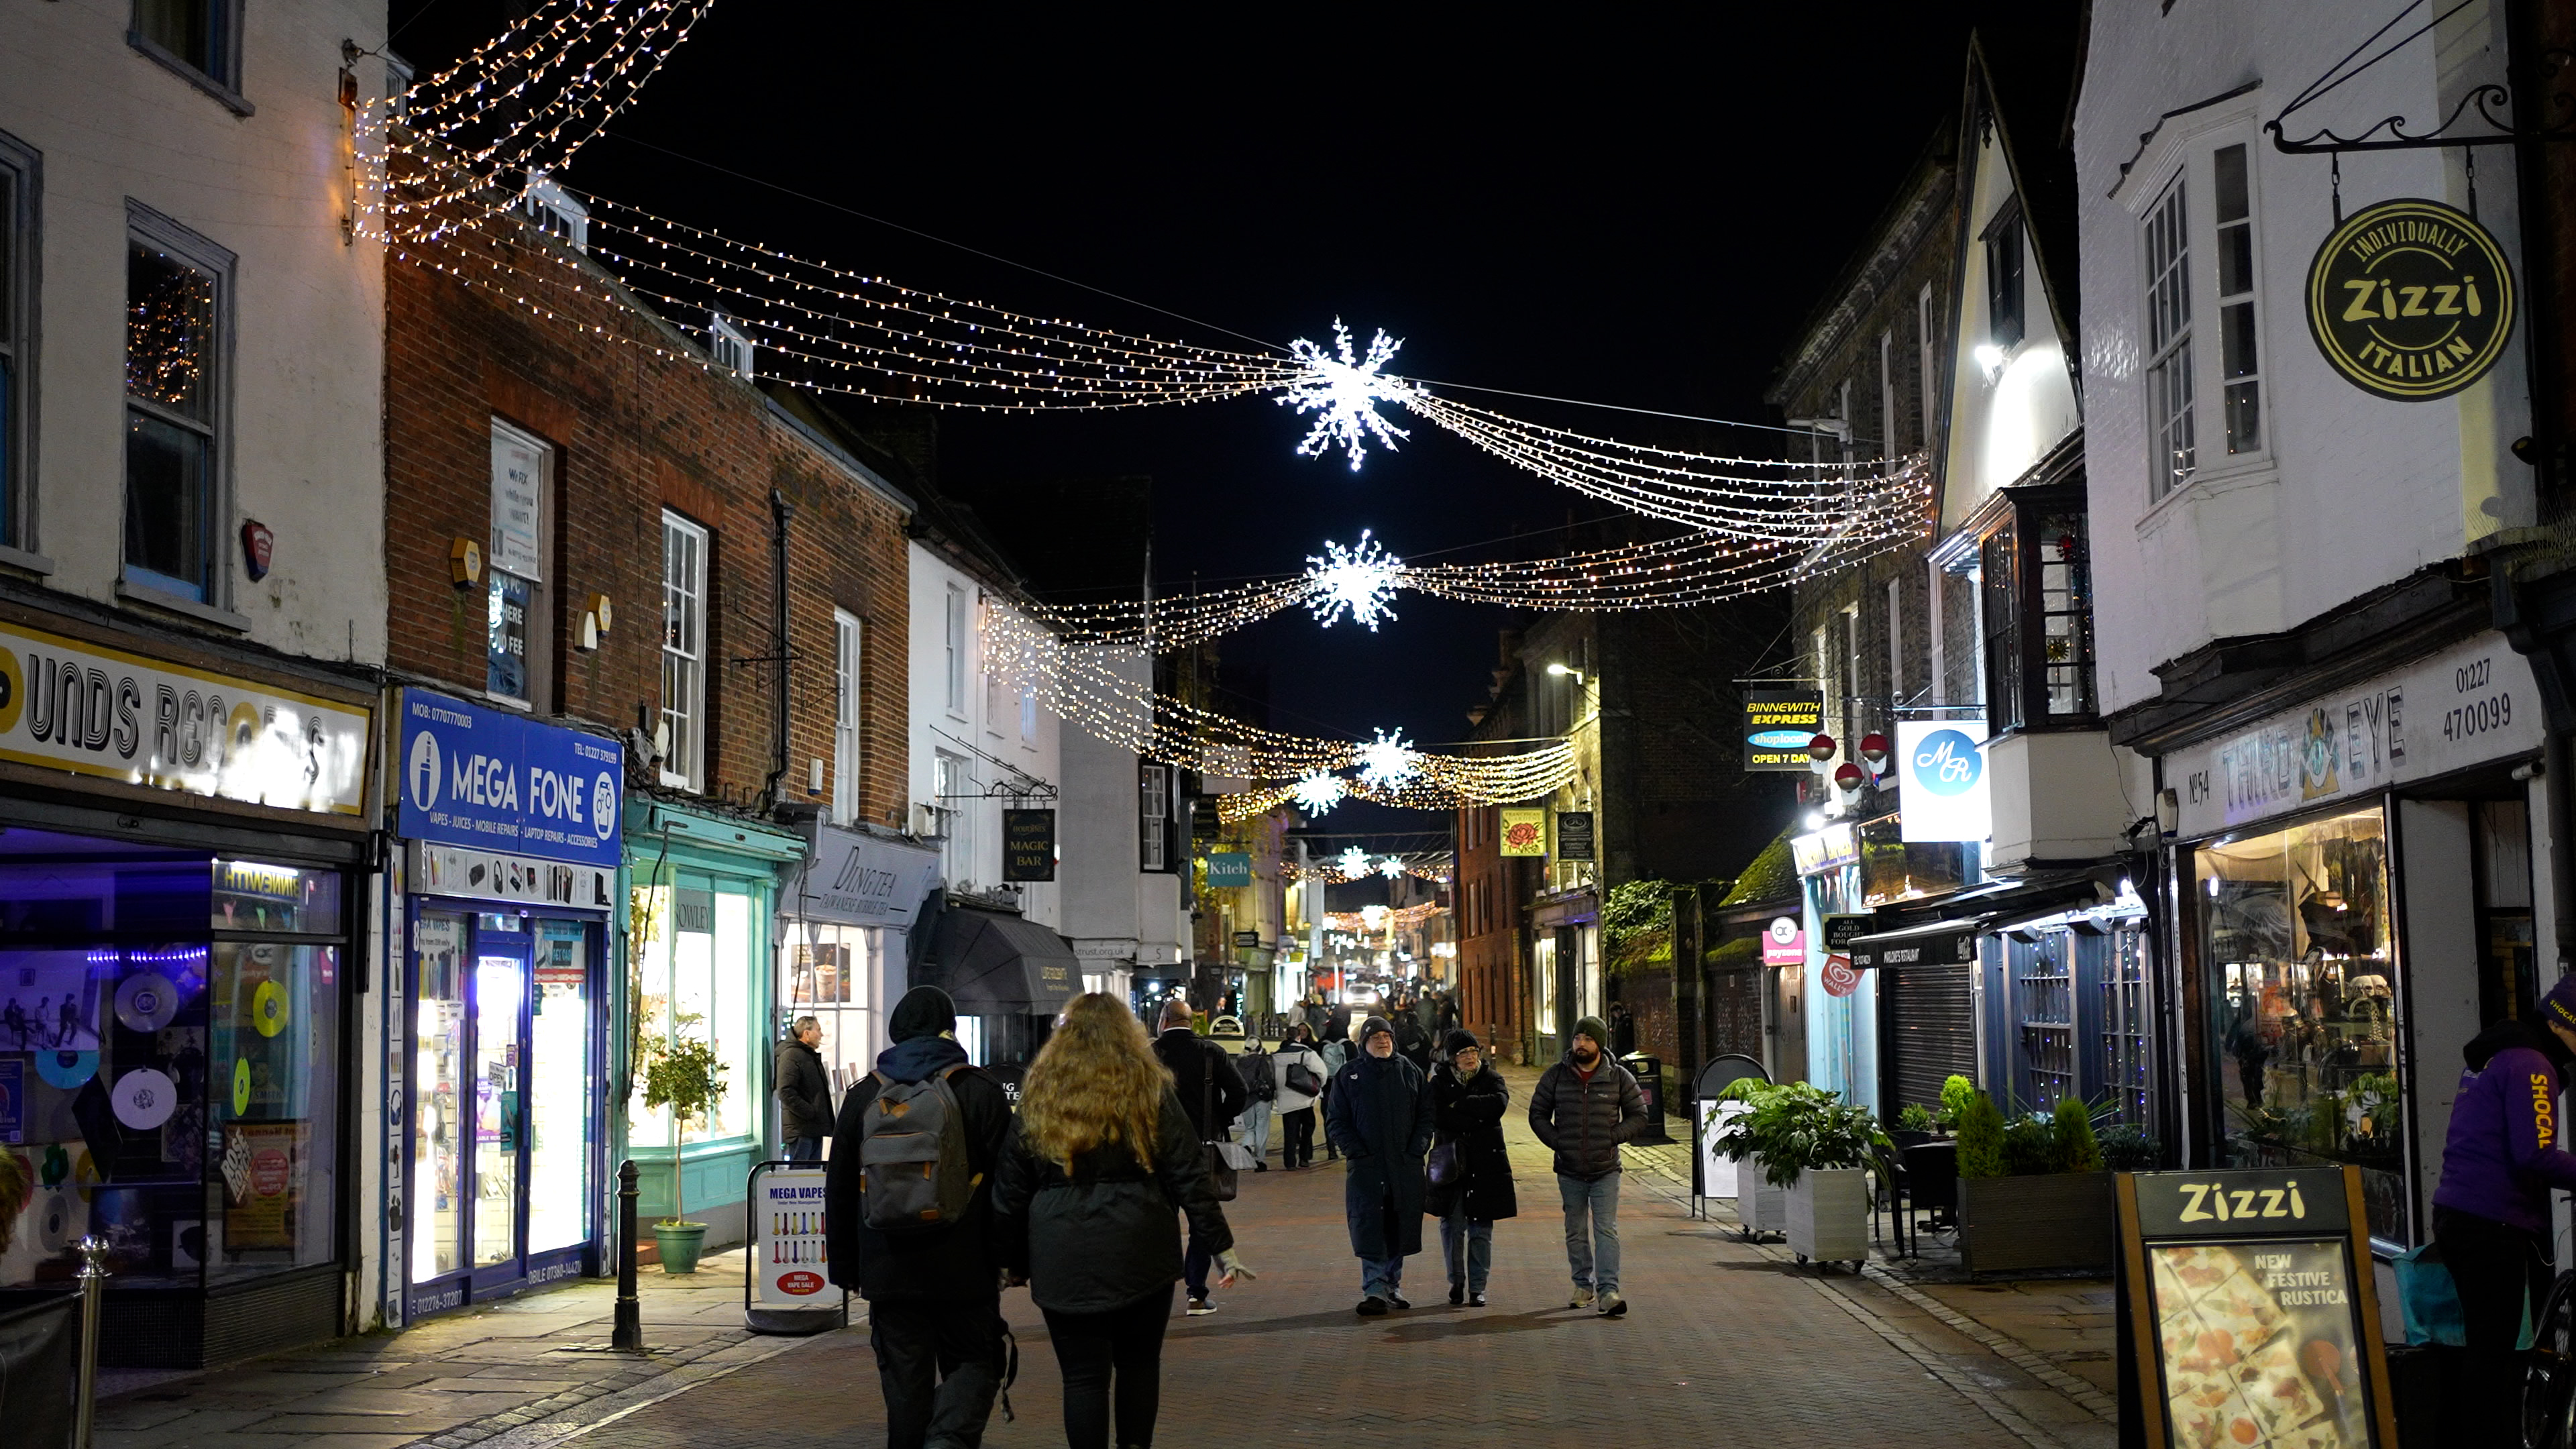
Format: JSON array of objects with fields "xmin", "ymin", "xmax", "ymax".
[
  {"xmin": 1377, "ymin": 855, "xmax": 1405, "ymax": 879},
  {"xmin": 1338, "ymin": 846, "xmax": 1375, "ymax": 880},
  {"xmin": 1292, "ymin": 771, "xmax": 1347, "ymax": 816},
  {"xmin": 1305, "ymin": 531, "xmax": 1405, "ymax": 631},
  {"xmin": 1280, "ymin": 319, "xmax": 1413, "ymax": 471},
  {"xmin": 1355, "ymin": 728, "xmax": 1419, "ymax": 790}
]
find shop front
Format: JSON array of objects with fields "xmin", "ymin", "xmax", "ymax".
[
  {"xmin": 1531, "ymin": 889, "xmax": 1599, "ymax": 1064},
  {"xmin": 2161, "ymin": 631, "xmax": 2546, "ymax": 1249},
  {"xmin": 389, "ymin": 689, "xmax": 621, "ymax": 1324},
  {"xmin": 778, "ymin": 820, "xmax": 941, "ymax": 1095},
  {"xmin": 910, "ymin": 892, "xmax": 1078, "ymax": 1083},
  {"xmin": 623, "ymin": 799, "xmax": 804, "ymax": 1248},
  {"xmin": 0, "ymin": 616, "xmax": 373, "ymax": 1367}
]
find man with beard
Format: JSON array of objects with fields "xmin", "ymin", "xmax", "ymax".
[
  {"xmin": 1324, "ymin": 1016, "xmax": 1435, "ymax": 1316},
  {"xmin": 1528, "ymin": 1015, "xmax": 1646, "ymax": 1318}
]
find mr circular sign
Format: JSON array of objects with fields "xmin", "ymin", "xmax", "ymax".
[{"xmin": 2306, "ymin": 197, "xmax": 2515, "ymax": 401}]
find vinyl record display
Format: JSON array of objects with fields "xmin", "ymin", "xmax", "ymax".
[
  {"xmin": 111, "ymin": 1067, "xmax": 178, "ymax": 1130},
  {"xmin": 36, "ymin": 1191, "xmax": 74, "ymax": 1252},
  {"xmin": 115, "ymin": 972, "xmax": 180, "ymax": 1033},
  {"xmin": 252, "ymin": 979, "xmax": 289, "ymax": 1037},
  {"xmin": 34, "ymin": 1049, "xmax": 98, "ymax": 1089}
]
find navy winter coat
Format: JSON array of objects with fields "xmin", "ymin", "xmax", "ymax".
[
  {"xmin": 1425, "ymin": 1063, "xmax": 1517, "ymax": 1224},
  {"xmin": 1324, "ymin": 1049, "xmax": 1435, "ymax": 1258}
]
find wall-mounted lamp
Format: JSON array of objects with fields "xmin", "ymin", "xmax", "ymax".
[
  {"xmin": 1546, "ymin": 662, "xmax": 1586, "ymax": 684},
  {"xmin": 1974, "ymin": 343, "xmax": 2010, "ymax": 380}
]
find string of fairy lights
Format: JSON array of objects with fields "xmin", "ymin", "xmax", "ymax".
[
  {"xmin": 364, "ymin": 1, "xmax": 1930, "ymax": 820},
  {"xmin": 1284, "ymin": 849, "xmax": 1453, "ymax": 884}
]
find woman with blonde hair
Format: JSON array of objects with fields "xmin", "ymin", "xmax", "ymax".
[{"xmin": 994, "ymin": 993, "xmax": 1250, "ymax": 1449}]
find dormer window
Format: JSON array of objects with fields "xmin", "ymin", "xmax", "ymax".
[
  {"xmin": 709, "ymin": 314, "xmax": 755, "ymax": 380},
  {"xmin": 1983, "ymin": 195, "xmax": 2026, "ymax": 350},
  {"xmin": 521, "ymin": 174, "xmax": 588, "ymax": 253}
]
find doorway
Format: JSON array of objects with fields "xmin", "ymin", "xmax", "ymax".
[{"xmin": 409, "ymin": 908, "xmax": 600, "ymax": 1311}]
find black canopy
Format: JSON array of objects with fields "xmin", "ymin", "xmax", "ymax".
[{"xmin": 920, "ymin": 905, "xmax": 1078, "ymax": 1014}]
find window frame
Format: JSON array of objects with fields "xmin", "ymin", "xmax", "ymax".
[
  {"xmin": 943, "ymin": 583, "xmax": 968, "ymax": 718},
  {"xmin": 485, "ymin": 418, "xmax": 555, "ymax": 710},
  {"xmin": 1949, "ymin": 481, "xmax": 2098, "ymax": 735},
  {"xmin": 1139, "ymin": 762, "xmax": 1171, "ymax": 873},
  {"xmin": 121, "ymin": 200, "xmax": 236, "ymax": 621},
  {"xmin": 659, "ymin": 510, "xmax": 709, "ymax": 792},
  {"xmin": 2208, "ymin": 141, "xmax": 2269, "ymax": 466},
  {"xmin": 708, "ymin": 313, "xmax": 753, "ymax": 380},
  {"xmin": 0, "ymin": 129, "xmax": 40, "ymax": 568},
  {"xmin": 1982, "ymin": 194, "xmax": 2027, "ymax": 351},
  {"xmin": 129, "ymin": 0, "xmax": 253, "ymax": 115},
  {"xmin": 2141, "ymin": 174, "xmax": 2196, "ymax": 503},
  {"xmin": 833, "ymin": 607, "xmax": 862, "ymax": 824}
]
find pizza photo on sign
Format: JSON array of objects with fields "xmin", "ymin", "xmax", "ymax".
[{"xmin": 2147, "ymin": 1241, "xmax": 2369, "ymax": 1446}]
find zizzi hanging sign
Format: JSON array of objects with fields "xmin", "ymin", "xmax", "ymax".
[{"xmin": 2305, "ymin": 197, "xmax": 2516, "ymax": 402}]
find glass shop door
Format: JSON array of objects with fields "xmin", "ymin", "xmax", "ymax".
[{"xmin": 467, "ymin": 916, "xmax": 531, "ymax": 1294}]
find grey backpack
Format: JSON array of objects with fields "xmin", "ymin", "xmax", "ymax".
[{"xmin": 857, "ymin": 1063, "xmax": 979, "ymax": 1232}]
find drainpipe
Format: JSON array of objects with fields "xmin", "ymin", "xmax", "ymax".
[{"xmin": 761, "ymin": 491, "xmax": 794, "ymax": 812}]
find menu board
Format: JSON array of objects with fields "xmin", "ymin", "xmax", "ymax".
[{"xmin": 2117, "ymin": 1166, "xmax": 2398, "ymax": 1448}]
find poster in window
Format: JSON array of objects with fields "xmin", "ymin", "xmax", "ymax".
[
  {"xmin": 490, "ymin": 429, "xmax": 545, "ymax": 580},
  {"xmin": 221, "ymin": 1120, "xmax": 308, "ymax": 1250}
]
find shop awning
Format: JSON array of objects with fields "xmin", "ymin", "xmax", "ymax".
[
  {"xmin": 1844, "ymin": 919, "xmax": 1986, "ymax": 970},
  {"xmin": 920, "ymin": 906, "xmax": 1079, "ymax": 1014}
]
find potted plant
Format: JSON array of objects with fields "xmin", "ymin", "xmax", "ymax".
[
  {"xmin": 1726, "ymin": 1081, "xmax": 1890, "ymax": 1269},
  {"xmin": 1954, "ymin": 1090, "xmax": 2115, "ymax": 1276},
  {"xmin": 1715, "ymin": 1079, "xmax": 1788, "ymax": 1238},
  {"xmin": 641, "ymin": 1012, "xmax": 729, "ymax": 1275}
]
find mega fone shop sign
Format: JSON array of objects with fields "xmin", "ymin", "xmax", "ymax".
[
  {"xmin": 1896, "ymin": 718, "xmax": 1989, "ymax": 843},
  {"xmin": 1202, "ymin": 851, "xmax": 1252, "ymax": 888},
  {"xmin": 1003, "ymin": 808, "xmax": 1057, "ymax": 883},
  {"xmin": 0, "ymin": 619, "xmax": 369, "ymax": 815},
  {"xmin": 398, "ymin": 690, "xmax": 621, "ymax": 868},
  {"xmin": 2306, "ymin": 197, "xmax": 2516, "ymax": 402},
  {"xmin": 1743, "ymin": 689, "xmax": 1825, "ymax": 772},
  {"xmin": 2118, "ymin": 1165, "xmax": 2398, "ymax": 1448},
  {"xmin": 2172, "ymin": 631, "xmax": 2542, "ymax": 839}
]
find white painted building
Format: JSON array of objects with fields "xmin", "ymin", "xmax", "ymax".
[
  {"xmin": 906, "ymin": 536, "xmax": 1063, "ymax": 924},
  {"xmin": 1053, "ymin": 647, "xmax": 1189, "ymax": 1003},
  {"xmin": 0, "ymin": 0, "xmax": 394, "ymax": 1364},
  {"xmin": 2074, "ymin": 0, "xmax": 2554, "ymax": 1251}
]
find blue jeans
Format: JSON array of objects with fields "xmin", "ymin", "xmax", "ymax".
[
  {"xmin": 1558, "ymin": 1172, "xmax": 1621, "ymax": 1297},
  {"xmin": 785, "ymin": 1136, "xmax": 822, "ymax": 1163},
  {"xmin": 1240, "ymin": 1102, "xmax": 1271, "ymax": 1161},
  {"xmin": 1442, "ymin": 1204, "xmax": 1493, "ymax": 1293},
  {"xmin": 1360, "ymin": 1253, "xmax": 1406, "ymax": 1299}
]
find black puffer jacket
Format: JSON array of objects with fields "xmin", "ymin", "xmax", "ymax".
[
  {"xmin": 992, "ymin": 1083, "xmax": 1234, "ymax": 1314},
  {"xmin": 824, "ymin": 1035, "xmax": 1014, "ymax": 1301},
  {"xmin": 773, "ymin": 1037, "xmax": 833, "ymax": 1142},
  {"xmin": 1528, "ymin": 1053, "xmax": 1646, "ymax": 1182},
  {"xmin": 1426, "ymin": 1063, "xmax": 1517, "ymax": 1223}
]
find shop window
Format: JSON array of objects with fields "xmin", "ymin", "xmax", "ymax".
[
  {"xmin": 0, "ymin": 130, "xmax": 34, "ymax": 552},
  {"xmin": 487, "ymin": 421, "xmax": 553, "ymax": 708},
  {"xmin": 2010, "ymin": 934, "xmax": 2074, "ymax": 1109},
  {"xmin": 832, "ymin": 609, "xmax": 861, "ymax": 824},
  {"xmin": 2097, "ymin": 926, "xmax": 2153, "ymax": 1126},
  {"xmin": 659, "ymin": 511, "xmax": 707, "ymax": 791},
  {"xmin": 527, "ymin": 920, "xmax": 592, "ymax": 1254},
  {"xmin": 125, "ymin": 208, "xmax": 231, "ymax": 606},
  {"xmin": 1534, "ymin": 934, "xmax": 1558, "ymax": 1036},
  {"xmin": 0, "ymin": 833, "xmax": 343, "ymax": 1293},
  {"xmin": 2197, "ymin": 808, "xmax": 2403, "ymax": 1242},
  {"xmin": 2143, "ymin": 176, "xmax": 2196, "ymax": 500},
  {"xmin": 782, "ymin": 922, "xmax": 872, "ymax": 1092},
  {"xmin": 1984, "ymin": 195, "xmax": 2025, "ymax": 350},
  {"xmin": 628, "ymin": 880, "xmax": 758, "ymax": 1148}
]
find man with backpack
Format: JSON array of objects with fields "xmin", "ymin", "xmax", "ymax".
[
  {"xmin": 826, "ymin": 986, "xmax": 1014, "ymax": 1449},
  {"xmin": 1235, "ymin": 1035, "xmax": 1277, "ymax": 1171},
  {"xmin": 1152, "ymin": 998, "xmax": 1246, "ymax": 1316}
]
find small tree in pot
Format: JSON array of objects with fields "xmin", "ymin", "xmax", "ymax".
[{"xmin": 641, "ymin": 1012, "xmax": 728, "ymax": 1275}]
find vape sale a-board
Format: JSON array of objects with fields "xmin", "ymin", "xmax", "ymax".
[{"xmin": 743, "ymin": 1161, "xmax": 847, "ymax": 1335}]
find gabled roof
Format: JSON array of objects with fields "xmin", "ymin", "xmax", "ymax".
[{"xmin": 1963, "ymin": 6, "xmax": 2090, "ymax": 340}]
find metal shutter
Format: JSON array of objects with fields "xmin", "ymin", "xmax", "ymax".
[{"xmin": 1882, "ymin": 959, "xmax": 1976, "ymax": 1118}]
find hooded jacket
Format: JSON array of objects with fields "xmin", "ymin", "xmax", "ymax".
[
  {"xmin": 773, "ymin": 1036, "xmax": 833, "ymax": 1142},
  {"xmin": 1529, "ymin": 1047, "xmax": 1646, "ymax": 1182},
  {"xmin": 824, "ymin": 1032, "xmax": 1015, "ymax": 1301},
  {"xmin": 2434, "ymin": 1019, "xmax": 2576, "ymax": 1234},
  {"xmin": 991, "ymin": 1083, "xmax": 1234, "ymax": 1314}
]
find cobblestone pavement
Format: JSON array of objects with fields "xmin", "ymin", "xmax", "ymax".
[{"xmin": 92, "ymin": 1064, "xmax": 2116, "ymax": 1448}]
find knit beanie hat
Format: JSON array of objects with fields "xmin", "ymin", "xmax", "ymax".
[
  {"xmin": 1571, "ymin": 1015, "xmax": 1611, "ymax": 1050},
  {"xmin": 1359, "ymin": 1016, "xmax": 1395, "ymax": 1045},
  {"xmin": 1444, "ymin": 1028, "xmax": 1481, "ymax": 1057},
  {"xmin": 2545, "ymin": 973, "xmax": 2576, "ymax": 1034},
  {"xmin": 890, "ymin": 985, "xmax": 959, "ymax": 1042}
]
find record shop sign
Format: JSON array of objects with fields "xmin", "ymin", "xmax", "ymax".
[{"xmin": 2306, "ymin": 197, "xmax": 2515, "ymax": 402}]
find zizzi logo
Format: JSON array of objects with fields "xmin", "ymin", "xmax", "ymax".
[
  {"xmin": 1909, "ymin": 729, "xmax": 1982, "ymax": 796},
  {"xmin": 2175, "ymin": 1179, "xmax": 2309, "ymax": 1223}
]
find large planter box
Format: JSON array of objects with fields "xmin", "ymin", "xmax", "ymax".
[
  {"xmin": 1957, "ymin": 1171, "xmax": 2115, "ymax": 1275},
  {"xmin": 1741, "ymin": 1155, "xmax": 1789, "ymax": 1237},
  {"xmin": 1786, "ymin": 1166, "xmax": 1871, "ymax": 1267}
]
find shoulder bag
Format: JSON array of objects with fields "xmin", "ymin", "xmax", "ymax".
[
  {"xmin": 1199, "ymin": 1053, "xmax": 1240, "ymax": 1201},
  {"xmin": 1427, "ymin": 1071, "xmax": 1465, "ymax": 1186}
]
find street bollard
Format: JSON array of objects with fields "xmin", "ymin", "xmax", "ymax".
[
  {"xmin": 74, "ymin": 1234, "xmax": 109, "ymax": 1449},
  {"xmin": 612, "ymin": 1160, "xmax": 642, "ymax": 1351}
]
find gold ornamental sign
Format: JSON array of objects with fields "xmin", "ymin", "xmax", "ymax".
[{"xmin": 2304, "ymin": 197, "xmax": 2514, "ymax": 401}]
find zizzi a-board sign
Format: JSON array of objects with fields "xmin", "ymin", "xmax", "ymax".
[{"xmin": 2116, "ymin": 1165, "xmax": 2398, "ymax": 1448}]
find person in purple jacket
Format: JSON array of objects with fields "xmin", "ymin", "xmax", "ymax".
[{"xmin": 2432, "ymin": 973, "xmax": 2576, "ymax": 1443}]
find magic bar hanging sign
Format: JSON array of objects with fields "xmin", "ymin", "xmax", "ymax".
[{"xmin": 2306, "ymin": 197, "xmax": 2515, "ymax": 402}]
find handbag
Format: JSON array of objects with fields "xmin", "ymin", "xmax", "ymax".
[
  {"xmin": 1285, "ymin": 1057, "xmax": 1323, "ymax": 1097},
  {"xmin": 1199, "ymin": 1055, "xmax": 1239, "ymax": 1202},
  {"xmin": 1428, "ymin": 1134, "xmax": 1463, "ymax": 1187}
]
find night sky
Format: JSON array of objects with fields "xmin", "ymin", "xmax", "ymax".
[{"xmin": 390, "ymin": 3, "xmax": 2000, "ymax": 848}]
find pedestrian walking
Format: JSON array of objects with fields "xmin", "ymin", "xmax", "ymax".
[
  {"xmin": 1235, "ymin": 1034, "xmax": 1277, "ymax": 1171},
  {"xmin": 1324, "ymin": 1000, "xmax": 1350, "ymax": 1048},
  {"xmin": 1271, "ymin": 1026, "xmax": 1328, "ymax": 1170},
  {"xmin": 995, "ymin": 994, "xmax": 1250, "ymax": 1449},
  {"xmin": 774, "ymin": 1014, "xmax": 833, "ymax": 1162},
  {"xmin": 1427, "ymin": 1029, "xmax": 1515, "ymax": 1306},
  {"xmin": 1150, "ymin": 998, "xmax": 1246, "ymax": 1314},
  {"xmin": 1392, "ymin": 1010, "xmax": 1432, "ymax": 1075},
  {"xmin": 1324, "ymin": 1016, "xmax": 1434, "ymax": 1316},
  {"xmin": 1528, "ymin": 1014, "xmax": 1647, "ymax": 1318},
  {"xmin": 1302, "ymin": 991, "xmax": 1329, "ymax": 1040},
  {"xmin": 824, "ymin": 987, "xmax": 1013, "ymax": 1449}
]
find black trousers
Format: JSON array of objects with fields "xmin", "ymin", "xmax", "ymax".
[
  {"xmin": 2434, "ymin": 1204, "xmax": 2552, "ymax": 1447},
  {"xmin": 1041, "ymin": 1287, "xmax": 1173, "ymax": 1449},
  {"xmin": 868, "ymin": 1292, "xmax": 1005, "ymax": 1449},
  {"xmin": 1283, "ymin": 1108, "xmax": 1317, "ymax": 1169}
]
